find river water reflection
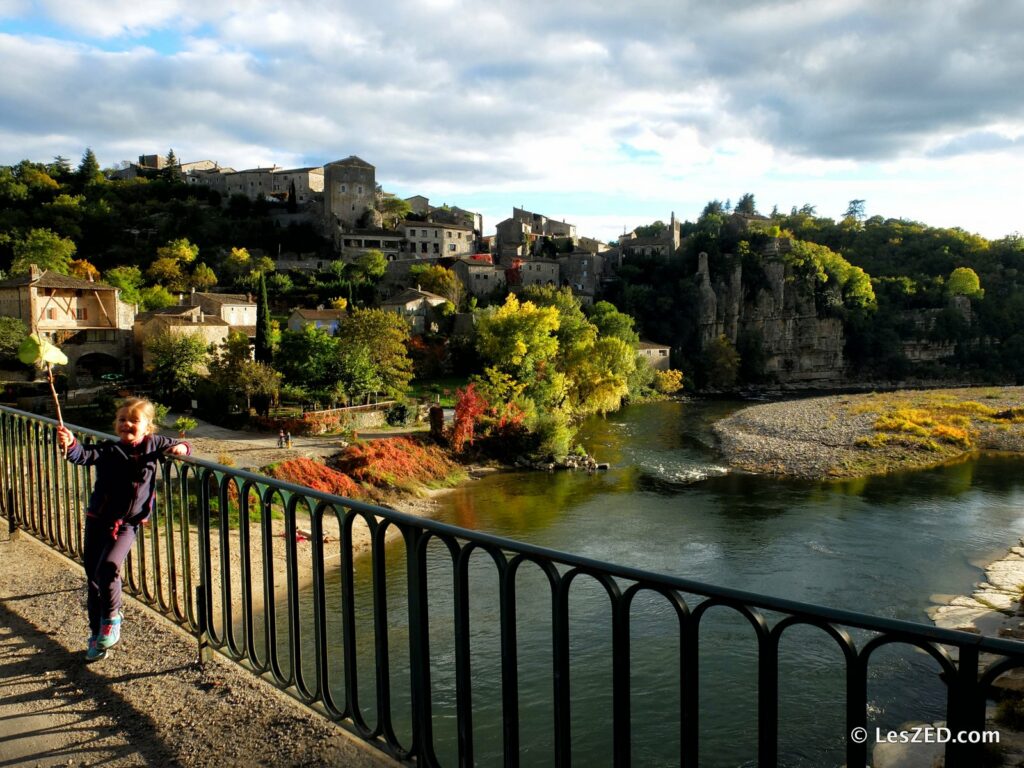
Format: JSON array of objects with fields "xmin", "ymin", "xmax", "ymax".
[{"xmin": 327, "ymin": 399, "xmax": 1024, "ymax": 766}]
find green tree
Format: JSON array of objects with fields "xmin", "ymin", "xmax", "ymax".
[
  {"xmin": 703, "ymin": 335, "xmax": 740, "ymax": 389},
  {"xmin": 409, "ymin": 263, "xmax": 462, "ymax": 304},
  {"xmin": 105, "ymin": 266, "xmax": 144, "ymax": 305},
  {"xmin": 76, "ymin": 148, "xmax": 102, "ymax": 185},
  {"xmin": 146, "ymin": 257, "xmax": 185, "ymax": 291},
  {"xmin": 146, "ymin": 332, "xmax": 209, "ymax": 402},
  {"xmin": 190, "ymin": 262, "xmax": 218, "ymax": 291},
  {"xmin": 568, "ymin": 335, "xmax": 636, "ymax": 416},
  {"xmin": 587, "ymin": 300, "xmax": 640, "ymax": 346},
  {"xmin": 255, "ymin": 271, "xmax": 273, "ymax": 363},
  {"xmin": 354, "ymin": 249, "xmax": 387, "ymax": 282},
  {"xmin": 845, "ymin": 199, "xmax": 866, "ymax": 220},
  {"xmin": 475, "ymin": 293, "xmax": 564, "ymax": 409},
  {"xmin": 156, "ymin": 237, "xmax": 199, "ymax": 264},
  {"xmin": 378, "ymin": 196, "xmax": 412, "ymax": 229},
  {"xmin": 0, "ymin": 316, "xmax": 29, "ymax": 362},
  {"xmin": 276, "ymin": 325, "xmax": 339, "ymax": 391},
  {"xmin": 336, "ymin": 308, "xmax": 413, "ymax": 399},
  {"xmin": 11, "ymin": 228, "xmax": 76, "ymax": 275},
  {"xmin": 267, "ymin": 272, "xmax": 293, "ymax": 295},
  {"xmin": 138, "ymin": 284, "xmax": 178, "ymax": 311},
  {"xmin": 287, "ymin": 180, "xmax": 297, "ymax": 213},
  {"xmin": 947, "ymin": 266, "xmax": 984, "ymax": 298},
  {"xmin": 165, "ymin": 148, "xmax": 178, "ymax": 170},
  {"xmin": 735, "ymin": 193, "xmax": 757, "ymax": 215}
]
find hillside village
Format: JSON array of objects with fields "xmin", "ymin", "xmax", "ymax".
[
  {"xmin": 2, "ymin": 151, "xmax": 678, "ymax": 390},
  {"xmin": 4, "ymin": 146, "xmax": 1018, "ymax": 423}
]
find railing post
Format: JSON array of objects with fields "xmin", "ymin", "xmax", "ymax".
[
  {"xmin": 946, "ymin": 645, "xmax": 985, "ymax": 767},
  {"xmin": 196, "ymin": 584, "xmax": 209, "ymax": 665},
  {"xmin": 6, "ymin": 489, "xmax": 14, "ymax": 535},
  {"xmin": 406, "ymin": 526, "xmax": 436, "ymax": 765}
]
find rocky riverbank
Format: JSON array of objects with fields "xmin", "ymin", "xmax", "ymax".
[{"xmin": 713, "ymin": 387, "xmax": 1024, "ymax": 479}]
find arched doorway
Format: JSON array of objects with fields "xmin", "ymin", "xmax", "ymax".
[{"xmin": 74, "ymin": 352, "xmax": 122, "ymax": 387}]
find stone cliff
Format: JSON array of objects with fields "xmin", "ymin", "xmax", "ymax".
[{"xmin": 696, "ymin": 248, "xmax": 846, "ymax": 385}]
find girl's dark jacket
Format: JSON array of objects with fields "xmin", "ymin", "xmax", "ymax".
[{"xmin": 64, "ymin": 434, "xmax": 191, "ymax": 531}]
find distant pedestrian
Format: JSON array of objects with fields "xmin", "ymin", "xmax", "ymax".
[
  {"xmin": 56, "ymin": 397, "xmax": 190, "ymax": 662},
  {"xmin": 285, "ymin": 431, "xmax": 292, "ymax": 449},
  {"xmin": 277, "ymin": 428, "xmax": 285, "ymax": 449}
]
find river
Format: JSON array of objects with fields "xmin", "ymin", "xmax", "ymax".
[{"xmin": 322, "ymin": 399, "xmax": 1024, "ymax": 766}]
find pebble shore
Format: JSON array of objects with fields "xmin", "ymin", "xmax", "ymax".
[{"xmin": 712, "ymin": 387, "xmax": 1024, "ymax": 479}]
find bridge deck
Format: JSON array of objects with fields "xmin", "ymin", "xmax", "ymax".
[{"xmin": 0, "ymin": 531, "xmax": 396, "ymax": 768}]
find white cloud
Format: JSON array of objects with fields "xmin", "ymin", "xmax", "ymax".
[{"xmin": 1, "ymin": 1, "xmax": 1023, "ymax": 240}]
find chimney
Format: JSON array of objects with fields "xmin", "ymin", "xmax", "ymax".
[{"xmin": 29, "ymin": 264, "xmax": 41, "ymax": 280}]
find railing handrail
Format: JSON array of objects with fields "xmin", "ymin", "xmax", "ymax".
[
  {"xmin": 4, "ymin": 403, "xmax": 1023, "ymax": 767},
  {"xmin": 16, "ymin": 406, "xmax": 1015, "ymax": 655}
]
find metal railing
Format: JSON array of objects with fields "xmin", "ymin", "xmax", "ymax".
[{"xmin": 2, "ymin": 403, "xmax": 1024, "ymax": 767}]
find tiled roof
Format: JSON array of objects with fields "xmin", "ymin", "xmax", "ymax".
[
  {"xmin": 292, "ymin": 309, "xmax": 346, "ymax": 320},
  {"xmin": 382, "ymin": 288, "xmax": 448, "ymax": 305},
  {"xmin": 638, "ymin": 340, "xmax": 670, "ymax": 350},
  {"xmin": 192, "ymin": 292, "xmax": 254, "ymax": 305},
  {"xmin": 0, "ymin": 270, "xmax": 115, "ymax": 291}
]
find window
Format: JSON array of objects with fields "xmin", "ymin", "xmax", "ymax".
[
  {"xmin": 340, "ymin": 184, "xmax": 346, "ymax": 192},
  {"xmin": 447, "ymin": 231, "xmax": 452, "ymax": 238},
  {"xmin": 46, "ymin": 308, "xmax": 57, "ymax": 320},
  {"xmin": 659, "ymin": 349, "xmax": 668, "ymax": 357},
  {"xmin": 75, "ymin": 307, "xmax": 88, "ymax": 321},
  {"xmin": 357, "ymin": 185, "xmax": 363, "ymax": 194},
  {"xmin": 448, "ymin": 243, "xmax": 456, "ymax": 251}
]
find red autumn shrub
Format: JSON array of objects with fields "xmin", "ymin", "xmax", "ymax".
[
  {"xmin": 333, "ymin": 437, "xmax": 459, "ymax": 489},
  {"xmin": 264, "ymin": 457, "xmax": 362, "ymax": 499},
  {"xmin": 452, "ymin": 383, "xmax": 488, "ymax": 453}
]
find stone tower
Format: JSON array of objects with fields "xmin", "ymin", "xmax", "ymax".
[{"xmin": 323, "ymin": 156, "xmax": 377, "ymax": 237}]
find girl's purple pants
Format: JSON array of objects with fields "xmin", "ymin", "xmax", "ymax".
[{"xmin": 83, "ymin": 517, "xmax": 138, "ymax": 636}]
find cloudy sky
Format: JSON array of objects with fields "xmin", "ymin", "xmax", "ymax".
[{"xmin": 1, "ymin": 0, "xmax": 1022, "ymax": 242}]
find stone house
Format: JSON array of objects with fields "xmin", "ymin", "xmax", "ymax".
[
  {"xmin": 287, "ymin": 308, "xmax": 347, "ymax": 336},
  {"xmin": 222, "ymin": 167, "xmax": 279, "ymax": 200},
  {"xmin": 0, "ymin": 266, "xmax": 136, "ymax": 384},
  {"xmin": 189, "ymin": 291, "xmax": 257, "ymax": 337},
  {"xmin": 495, "ymin": 218, "xmax": 533, "ymax": 264},
  {"xmin": 557, "ymin": 251, "xmax": 604, "ymax": 303},
  {"xmin": 619, "ymin": 213, "xmax": 682, "ymax": 261},
  {"xmin": 401, "ymin": 220, "xmax": 474, "ymax": 259},
  {"xmin": 516, "ymin": 259, "xmax": 560, "ymax": 289},
  {"xmin": 270, "ymin": 167, "xmax": 324, "ymax": 204},
  {"xmin": 638, "ymin": 341, "xmax": 672, "ymax": 371},
  {"xmin": 380, "ymin": 288, "xmax": 448, "ymax": 335},
  {"xmin": 512, "ymin": 207, "xmax": 576, "ymax": 239},
  {"xmin": 324, "ymin": 156, "xmax": 377, "ymax": 237},
  {"xmin": 339, "ymin": 229, "xmax": 405, "ymax": 261},
  {"xmin": 133, "ymin": 306, "xmax": 228, "ymax": 371},
  {"xmin": 404, "ymin": 195, "xmax": 431, "ymax": 215},
  {"xmin": 452, "ymin": 258, "xmax": 507, "ymax": 299}
]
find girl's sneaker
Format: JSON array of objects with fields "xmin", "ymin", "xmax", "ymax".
[
  {"xmin": 96, "ymin": 613, "xmax": 122, "ymax": 650},
  {"xmin": 86, "ymin": 635, "xmax": 107, "ymax": 662}
]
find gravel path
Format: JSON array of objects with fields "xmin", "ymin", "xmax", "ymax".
[{"xmin": 713, "ymin": 387, "xmax": 1024, "ymax": 479}]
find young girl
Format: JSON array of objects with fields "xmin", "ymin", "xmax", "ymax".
[{"xmin": 56, "ymin": 398, "xmax": 191, "ymax": 661}]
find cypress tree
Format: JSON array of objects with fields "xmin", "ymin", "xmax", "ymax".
[{"xmin": 255, "ymin": 272, "xmax": 273, "ymax": 363}]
